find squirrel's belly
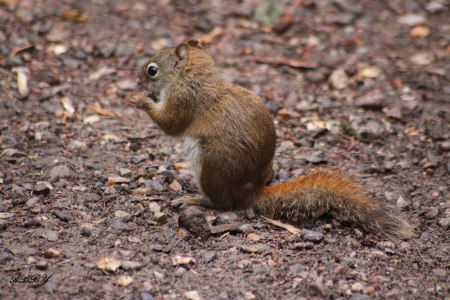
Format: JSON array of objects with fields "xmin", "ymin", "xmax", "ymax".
[{"xmin": 182, "ymin": 137, "xmax": 202, "ymax": 192}]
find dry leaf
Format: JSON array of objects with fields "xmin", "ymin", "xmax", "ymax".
[
  {"xmin": 169, "ymin": 180, "xmax": 182, "ymax": 192},
  {"xmin": 404, "ymin": 126, "xmax": 419, "ymax": 137},
  {"xmin": 197, "ymin": 27, "xmax": 224, "ymax": 44},
  {"xmin": 61, "ymin": 9, "xmax": 88, "ymax": 22},
  {"xmin": 409, "ymin": 25, "xmax": 430, "ymax": 38},
  {"xmin": 86, "ymin": 105, "xmax": 116, "ymax": 117}
]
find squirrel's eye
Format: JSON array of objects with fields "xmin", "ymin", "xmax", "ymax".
[{"xmin": 147, "ymin": 63, "xmax": 159, "ymax": 78}]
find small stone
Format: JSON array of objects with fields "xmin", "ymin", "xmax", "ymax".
[
  {"xmin": 382, "ymin": 161, "xmax": 395, "ymax": 172},
  {"xmin": 426, "ymin": 207, "xmax": 439, "ymax": 219},
  {"xmin": 346, "ymin": 237, "xmax": 361, "ymax": 249},
  {"xmin": 116, "ymin": 275, "xmax": 133, "ymax": 286},
  {"xmin": 34, "ymin": 182, "xmax": 53, "ymax": 194},
  {"xmin": 200, "ymin": 251, "xmax": 217, "ymax": 263},
  {"xmin": 434, "ymin": 267, "xmax": 450, "ymax": 279},
  {"xmin": 215, "ymin": 212, "xmax": 239, "ymax": 225},
  {"xmin": 115, "ymin": 210, "xmax": 131, "ymax": 219},
  {"xmin": 238, "ymin": 224, "xmax": 255, "ymax": 234},
  {"xmin": 140, "ymin": 292, "xmax": 155, "ymax": 300},
  {"xmin": 397, "ymin": 14, "xmax": 425, "ymax": 26},
  {"xmin": 358, "ymin": 120, "xmax": 386, "ymax": 140},
  {"xmin": 77, "ymin": 192, "xmax": 101, "ymax": 203},
  {"xmin": 36, "ymin": 260, "xmax": 48, "ymax": 269},
  {"xmin": 306, "ymin": 155, "xmax": 327, "ymax": 164},
  {"xmin": 396, "ymin": 196, "xmax": 410, "ymax": 210},
  {"xmin": 44, "ymin": 248, "xmax": 61, "ymax": 258},
  {"xmin": 241, "ymin": 244, "xmax": 267, "ymax": 253},
  {"xmin": 363, "ymin": 286, "xmax": 375, "ymax": 295},
  {"xmin": 26, "ymin": 257, "xmax": 37, "ymax": 264},
  {"xmin": 168, "ymin": 180, "xmax": 182, "ymax": 192},
  {"xmin": 176, "ymin": 228, "xmax": 191, "ymax": 240},
  {"xmin": 0, "ymin": 252, "xmax": 14, "ymax": 264},
  {"xmin": 351, "ymin": 282, "xmax": 364, "ymax": 292},
  {"xmin": 386, "ymin": 106, "xmax": 402, "ymax": 120},
  {"xmin": 119, "ymin": 168, "xmax": 131, "ymax": 176},
  {"xmin": 49, "ymin": 165, "xmax": 71, "ymax": 178},
  {"xmin": 23, "ymin": 196, "xmax": 39, "ymax": 209},
  {"xmin": 184, "ymin": 290, "xmax": 201, "ymax": 300},
  {"xmin": 438, "ymin": 218, "xmax": 450, "ymax": 230},
  {"xmin": 301, "ymin": 229, "xmax": 324, "ymax": 243},
  {"xmin": 396, "ymin": 161, "xmax": 411, "ymax": 169},
  {"xmin": 235, "ymin": 259, "xmax": 251, "ymax": 269},
  {"xmin": 355, "ymin": 90, "xmax": 384, "ymax": 108},
  {"xmin": 295, "ymin": 242, "xmax": 314, "ymax": 249},
  {"xmin": 41, "ymin": 282, "xmax": 57, "ymax": 294},
  {"xmin": 131, "ymin": 155, "xmax": 146, "ymax": 164},
  {"xmin": 247, "ymin": 233, "xmax": 261, "ymax": 242},
  {"xmin": 81, "ymin": 228, "xmax": 91, "ymax": 237},
  {"xmin": 108, "ymin": 176, "xmax": 130, "ymax": 184},
  {"xmin": 178, "ymin": 207, "xmax": 211, "ymax": 239},
  {"xmin": 174, "ymin": 267, "xmax": 187, "ymax": 277},
  {"xmin": 36, "ymin": 229, "xmax": 59, "ymax": 241},
  {"xmin": 144, "ymin": 180, "xmax": 165, "ymax": 191},
  {"xmin": 96, "ymin": 256, "xmax": 122, "ymax": 272},
  {"xmin": 149, "ymin": 202, "xmax": 161, "ymax": 213},
  {"xmin": 71, "ymin": 140, "xmax": 87, "ymax": 150},
  {"xmin": 359, "ymin": 66, "xmax": 382, "ymax": 78},
  {"xmin": 410, "ymin": 52, "xmax": 433, "ymax": 66},
  {"xmin": 108, "ymin": 220, "xmax": 131, "ymax": 231},
  {"xmin": 439, "ymin": 141, "xmax": 450, "ymax": 151},
  {"xmin": 329, "ymin": 68, "xmax": 350, "ymax": 90},
  {"xmin": 31, "ymin": 158, "xmax": 55, "ymax": 169},
  {"xmin": 121, "ymin": 261, "xmax": 143, "ymax": 271},
  {"xmin": 53, "ymin": 210, "xmax": 70, "ymax": 222},
  {"xmin": 409, "ymin": 25, "xmax": 430, "ymax": 38}
]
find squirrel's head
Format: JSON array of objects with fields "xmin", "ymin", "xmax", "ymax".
[{"xmin": 136, "ymin": 39, "xmax": 212, "ymax": 103}]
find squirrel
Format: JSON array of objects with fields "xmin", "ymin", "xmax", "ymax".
[{"xmin": 130, "ymin": 39, "xmax": 414, "ymax": 240}]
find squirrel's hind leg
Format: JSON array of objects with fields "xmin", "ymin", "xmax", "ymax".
[{"xmin": 171, "ymin": 197, "xmax": 213, "ymax": 208}]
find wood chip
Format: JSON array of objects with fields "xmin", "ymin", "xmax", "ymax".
[{"xmin": 261, "ymin": 216, "xmax": 301, "ymax": 234}]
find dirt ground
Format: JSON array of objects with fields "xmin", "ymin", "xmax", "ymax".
[{"xmin": 1, "ymin": 0, "xmax": 450, "ymax": 299}]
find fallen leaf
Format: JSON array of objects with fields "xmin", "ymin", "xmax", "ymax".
[
  {"xmin": 409, "ymin": 25, "xmax": 430, "ymax": 38},
  {"xmin": 61, "ymin": 9, "xmax": 88, "ymax": 22},
  {"xmin": 86, "ymin": 105, "xmax": 116, "ymax": 117}
]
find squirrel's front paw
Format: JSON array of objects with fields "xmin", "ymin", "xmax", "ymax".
[
  {"xmin": 130, "ymin": 93, "xmax": 153, "ymax": 111},
  {"xmin": 171, "ymin": 197, "xmax": 213, "ymax": 208}
]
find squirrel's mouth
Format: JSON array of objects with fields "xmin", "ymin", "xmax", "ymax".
[{"xmin": 146, "ymin": 92, "xmax": 159, "ymax": 103}]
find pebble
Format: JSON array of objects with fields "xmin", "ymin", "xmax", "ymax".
[
  {"xmin": 295, "ymin": 242, "xmax": 314, "ymax": 249},
  {"xmin": 144, "ymin": 180, "xmax": 165, "ymax": 191},
  {"xmin": 36, "ymin": 260, "xmax": 48, "ymax": 269},
  {"xmin": 200, "ymin": 251, "xmax": 217, "ymax": 263},
  {"xmin": 36, "ymin": 229, "xmax": 59, "ymax": 241},
  {"xmin": 351, "ymin": 282, "xmax": 364, "ymax": 292},
  {"xmin": 438, "ymin": 218, "xmax": 450, "ymax": 230},
  {"xmin": 241, "ymin": 244, "xmax": 267, "ymax": 253},
  {"xmin": 397, "ymin": 14, "xmax": 426, "ymax": 26},
  {"xmin": 329, "ymin": 68, "xmax": 350, "ymax": 90},
  {"xmin": 358, "ymin": 120, "xmax": 386, "ymax": 140},
  {"xmin": 439, "ymin": 141, "xmax": 450, "ymax": 151},
  {"xmin": 140, "ymin": 292, "xmax": 155, "ymax": 300},
  {"xmin": 238, "ymin": 224, "xmax": 255, "ymax": 234},
  {"xmin": 354, "ymin": 90, "xmax": 384, "ymax": 108},
  {"xmin": 41, "ymin": 282, "xmax": 57, "ymax": 294},
  {"xmin": 178, "ymin": 207, "xmax": 211, "ymax": 239},
  {"xmin": 386, "ymin": 106, "xmax": 402, "ymax": 119},
  {"xmin": 215, "ymin": 212, "xmax": 239, "ymax": 225},
  {"xmin": 168, "ymin": 180, "xmax": 182, "ymax": 192},
  {"xmin": 431, "ymin": 268, "xmax": 449, "ymax": 277},
  {"xmin": 121, "ymin": 261, "xmax": 143, "ymax": 271},
  {"xmin": 81, "ymin": 228, "xmax": 91, "ymax": 237},
  {"xmin": 306, "ymin": 155, "xmax": 327, "ymax": 164},
  {"xmin": 247, "ymin": 233, "xmax": 261, "ymax": 242},
  {"xmin": 174, "ymin": 267, "xmax": 186, "ymax": 277},
  {"xmin": 184, "ymin": 290, "xmax": 201, "ymax": 300},
  {"xmin": 23, "ymin": 196, "xmax": 39, "ymax": 209},
  {"xmin": 108, "ymin": 220, "xmax": 131, "ymax": 231},
  {"xmin": 396, "ymin": 196, "xmax": 410, "ymax": 210},
  {"xmin": 131, "ymin": 155, "xmax": 146, "ymax": 164},
  {"xmin": 50, "ymin": 165, "xmax": 71, "ymax": 178},
  {"xmin": 77, "ymin": 192, "xmax": 101, "ymax": 203},
  {"xmin": 44, "ymin": 248, "xmax": 61, "ymax": 258},
  {"xmin": 119, "ymin": 167, "xmax": 131, "ymax": 176},
  {"xmin": 34, "ymin": 182, "xmax": 53, "ymax": 194},
  {"xmin": 301, "ymin": 229, "xmax": 324, "ymax": 243},
  {"xmin": 115, "ymin": 210, "xmax": 131, "ymax": 219},
  {"xmin": 0, "ymin": 252, "xmax": 14, "ymax": 264}
]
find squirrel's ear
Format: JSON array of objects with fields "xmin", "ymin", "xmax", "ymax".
[
  {"xmin": 175, "ymin": 43, "xmax": 190, "ymax": 61},
  {"xmin": 187, "ymin": 39, "xmax": 202, "ymax": 49}
]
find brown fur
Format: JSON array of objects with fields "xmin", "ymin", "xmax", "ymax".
[{"xmin": 131, "ymin": 40, "xmax": 414, "ymax": 240}]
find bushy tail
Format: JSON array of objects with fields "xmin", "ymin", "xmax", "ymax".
[{"xmin": 253, "ymin": 169, "xmax": 414, "ymax": 240}]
